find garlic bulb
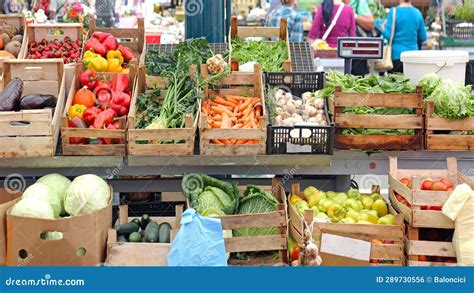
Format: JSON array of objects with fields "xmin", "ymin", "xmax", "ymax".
[
  {"xmin": 313, "ymin": 98, "xmax": 325, "ymax": 109},
  {"xmin": 293, "ymin": 99, "xmax": 303, "ymax": 108}
]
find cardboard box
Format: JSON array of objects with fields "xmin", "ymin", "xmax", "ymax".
[
  {"xmin": 6, "ymin": 199, "xmax": 111, "ymax": 266},
  {"xmin": 0, "ymin": 189, "xmax": 21, "ymax": 266}
]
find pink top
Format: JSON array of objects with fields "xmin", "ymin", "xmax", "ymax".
[{"xmin": 308, "ymin": 4, "xmax": 356, "ymax": 48}]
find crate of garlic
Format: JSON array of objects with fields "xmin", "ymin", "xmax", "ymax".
[{"xmin": 265, "ymin": 72, "xmax": 334, "ymax": 155}]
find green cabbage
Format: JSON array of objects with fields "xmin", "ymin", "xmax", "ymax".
[
  {"xmin": 64, "ymin": 174, "xmax": 111, "ymax": 216},
  {"xmin": 233, "ymin": 186, "xmax": 279, "ymax": 237},
  {"xmin": 22, "ymin": 183, "xmax": 61, "ymax": 218},
  {"xmin": 11, "ymin": 198, "xmax": 55, "ymax": 219},
  {"xmin": 37, "ymin": 173, "xmax": 71, "ymax": 215},
  {"xmin": 418, "ymin": 73, "xmax": 442, "ymax": 99},
  {"xmin": 196, "ymin": 187, "xmax": 234, "ymax": 215},
  {"xmin": 426, "ymin": 80, "xmax": 473, "ymax": 120}
]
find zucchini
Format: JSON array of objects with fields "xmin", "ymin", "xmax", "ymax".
[
  {"xmin": 131, "ymin": 218, "xmax": 141, "ymax": 226},
  {"xmin": 116, "ymin": 222, "xmax": 139, "ymax": 237},
  {"xmin": 158, "ymin": 222, "xmax": 172, "ymax": 243},
  {"xmin": 129, "ymin": 232, "xmax": 141, "ymax": 242},
  {"xmin": 144, "ymin": 221, "xmax": 159, "ymax": 242},
  {"xmin": 140, "ymin": 214, "xmax": 150, "ymax": 230},
  {"xmin": 117, "ymin": 235, "xmax": 128, "ymax": 243}
]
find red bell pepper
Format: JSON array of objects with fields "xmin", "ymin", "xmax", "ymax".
[
  {"xmin": 118, "ymin": 44, "xmax": 135, "ymax": 63},
  {"xmin": 93, "ymin": 108, "xmax": 117, "ymax": 129},
  {"xmin": 111, "ymin": 74, "xmax": 130, "ymax": 93},
  {"xmin": 103, "ymin": 35, "xmax": 119, "ymax": 51},
  {"xmin": 85, "ymin": 38, "xmax": 107, "ymax": 56},
  {"xmin": 79, "ymin": 69, "xmax": 97, "ymax": 90},
  {"xmin": 83, "ymin": 107, "xmax": 102, "ymax": 126},
  {"xmin": 94, "ymin": 85, "xmax": 113, "ymax": 109},
  {"xmin": 68, "ymin": 117, "xmax": 88, "ymax": 144},
  {"xmin": 103, "ymin": 123, "xmax": 121, "ymax": 144},
  {"xmin": 91, "ymin": 31, "xmax": 113, "ymax": 43},
  {"xmin": 111, "ymin": 91, "xmax": 131, "ymax": 117},
  {"xmin": 96, "ymin": 78, "xmax": 112, "ymax": 88}
]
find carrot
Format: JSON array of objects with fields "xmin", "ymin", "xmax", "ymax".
[
  {"xmin": 211, "ymin": 105, "xmax": 234, "ymax": 117},
  {"xmin": 221, "ymin": 139, "xmax": 233, "ymax": 144},
  {"xmin": 235, "ymin": 139, "xmax": 247, "ymax": 144},
  {"xmin": 232, "ymin": 123, "xmax": 243, "ymax": 129},
  {"xmin": 238, "ymin": 100, "xmax": 253, "ymax": 112},
  {"xmin": 221, "ymin": 112, "xmax": 231, "ymax": 128},
  {"xmin": 211, "ymin": 102, "xmax": 233, "ymax": 111},
  {"xmin": 215, "ymin": 97, "xmax": 238, "ymax": 108},
  {"xmin": 211, "ymin": 139, "xmax": 224, "ymax": 144},
  {"xmin": 210, "ymin": 121, "xmax": 221, "ymax": 128}
]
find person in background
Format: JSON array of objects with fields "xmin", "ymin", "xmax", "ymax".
[
  {"xmin": 266, "ymin": 0, "xmax": 304, "ymax": 42},
  {"xmin": 383, "ymin": 0, "xmax": 426, "ymax": 73},
  {"xmin": 307, "ymin": 0, "xmax": 355, "ymax": 48},
  {"xmin": 349, "ymin": 0, "xmax": 375, "ymax": 75},
  {"xmin": 49, "ymin": 0, "xmax": 76, "ymax": 20}
]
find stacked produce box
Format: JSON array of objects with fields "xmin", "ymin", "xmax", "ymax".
[{"xmin": 0, "ymin": 14, "xmax": 26, "ymax": 75}]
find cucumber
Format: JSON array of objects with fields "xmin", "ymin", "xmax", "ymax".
[
  {"xmin": 131, "ymin": 218, "xmax": 141, "ymax": 226},
  {"xmin": 116, "ymin": 222, "xmax": 139, "ymax": 237},
  {"xmin": 117, "ymin": 235, "xmax": 128, "ymax": 243},
  {"xmin": 158, "ymin": 222, "xmax": 172, "ymax": 243},
  {"xmin": 129, "ymin": 232, "xmax": 141, "ymax": 242},
  {"xmin": 140, "ymin": 214, "xmax": 150, "ymax": 230},
  {"xmin": 144, "ymin": 221, "xmax": 159, "ymax": 242}
]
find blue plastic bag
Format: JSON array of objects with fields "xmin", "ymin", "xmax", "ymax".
[{"xmin": 167, "ymin": 209, "xmax": 228, "ymax": 266}]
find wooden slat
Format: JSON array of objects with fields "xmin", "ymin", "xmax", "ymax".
[
  {"xmin": 62, "ymin": 144, "xmax": 125, "ymax": 156},
  {"xmin": 201, "ymin": 143, "xmax": 266, "ymax": 156},
  {"xmin": 405, "ymin": 239, "xmax": 456, "ymax": 258},
  {"xmin": 398, "ymin": 169, "xmax": 448, "ymax": 180},
  {"xmin": 128, "ymin": 128, "xmax": 194, "ymax": 141},
  {"xmin": 0, "ymin": 136, "xmax": 53, "ymax": 157},
  {"xmin": 161, "ymin": 192, "xmax": 186, "ymax": 202},
  {"xmin": 371, "ymin": 243, "xmax": 405, "ymax": 260},
  {"xmin": 336, "ymin": 134, "xmax": 422, "ymax": 150},
  {"xmin": 334, "ymin": 92, "xmax": 422, "ymax": 108},
  {"xmin": 388, "ymin": 175, "xmax": 413, "ymax": 205},
  {"xmin": 0, "ymin": 121, "xmax": 52, "ymax": 136},
  {"xmin": 388, "ymin": 189, "xmax": 414, "ymax": 226},
  {"xmin": 316, "ymin": 222, "xmax": 404, "ymax": 241},
  {"xmin": 220, "ymin": 211, "xmax": 286, "ymax": 230},
  {"xmin": 62, "ymin": 128, "xmax": 126, "ymax": 139},
  {"xmin": 412, "ymin": 190, "xmax": 451, "ymax": 206},
  {"xmin": 336, "ymin": 114, "xmax": 422, "ymax": 129},
  {"xmin": 208, "ymin": 88, "xmax": 255, "ymax": 97},
  {"xmin": 128, "ymin": 144, "xmax": 194, "ymax": 156},
  {"xmin": 201, "ymin": 128, "xmax": 266, "ymax": 140},
  {"xmin": 412, "ymin": 210, "xmax": 454, "ymax": 229},
  {"xmin": 218, "ymin": 73, "xmax": 254, "ymax": 85},
  {"xmin": 427, "ymin": 135, "xmax": 474, "ymax": 151},
  {"xmin": 427, "ymin": 116, "xmax": 474, "ymax": 131},
  {"xmin": 225, "ymin": 234, "xmax": 287, "ymax": 253},
  {"xmin": 407, "ymin": 260, "xmax": 458, "ymax": 266},
  {"xmin": 0, "ymin": 110, "xmax": 51, "ymax": 121},
  {"xmin": 237, "ymin": 27, "xmax": 281, "ymax": 38}
]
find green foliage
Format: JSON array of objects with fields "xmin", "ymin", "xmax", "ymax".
[
  {"xmin": 231, "ymin": 38, "xmax": 288, "ymax": 72},
  {"xmin": 426, "ymin": 79, "xmax": 474, "ymax": 120}
]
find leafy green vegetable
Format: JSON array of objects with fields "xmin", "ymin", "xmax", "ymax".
[
  {"xmin": 136, "ymin": 88, "xmax": 162, "ymax": 129},
  {"xmin": 426, "ymin": 80, "xmax": 474, "ymax": 120},
  {"xmin": 231, "ymin": 38, "xmax": 288, "ymax": 72},
  {"xmin": 233, "ymin": 185, "xmax": 279, "ymax": 237},
  {"xmin": 418, "ymin": 73, "xmax": 442, "ymax": 99}
]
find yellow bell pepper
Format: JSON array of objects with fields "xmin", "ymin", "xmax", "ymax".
[
  {"xmin": 83, "ymin": 50, "xmax": 97, "ymax": 60},
  {"xmin": 89, "ymin": 55, "xmax": 108, "ymax": 72},
  {"xmin": 106, "ymin": 50, "xmax": 124, "ymax": 65},
  {"xmin": 68, "ymin": 104, "xmax": 87, "ymax": 120},
  {"xmin": 107, "ymin": 58, "xmax": 122, "ymax": 73}
]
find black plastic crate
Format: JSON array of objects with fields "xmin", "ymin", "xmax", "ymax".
[
  {"xmin": 265, "ymin": 72, "xmax": 334, "ymax": 155},
  {"xmin": 467, "ymin": 60, "xmax": 474, "ymax": 86},
  {"xmin": 445, "ymin": 20, "xmax": 474, "ymax": 39}
]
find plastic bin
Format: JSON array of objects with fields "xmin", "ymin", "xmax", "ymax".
[{"xmin": 401, "ymin": 50, "xmax": 469, "ymax": 84}]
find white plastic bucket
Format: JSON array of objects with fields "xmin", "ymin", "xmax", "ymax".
[{"xmin": 401, "ymin": 50, "xmax": 469, "ymax": 84}]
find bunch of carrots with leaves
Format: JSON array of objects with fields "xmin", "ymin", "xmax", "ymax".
[{"xmin": 202, "ymin": 95, "xmax": 263, "ymax": 145}]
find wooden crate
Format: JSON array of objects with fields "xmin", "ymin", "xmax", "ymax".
[
  {"xmin": 288, "ymin": 182, "xmax": 405, "ymax": 266},
  {"xmin": 333, "ymin": 86, "xmax": 424, "ymax": 150},
  {"xmin": 60, "ymin": 64, "xmax": 136, "ymax": 156},
  {"xmin": 0, "ymin": 59, "xmax": 66, "ymax": 158},
  {"xmin": 388, "ymin": 156, "xmax": 464, "ymax": 229},
  {"xmin": 127, "ymin": 66, "xmax": 198, "ymax": 156},
  {"xmin": 199, "ymin": 64, "xmax": 267, "ymax": 156},
  {"xmin": 89, "ymin": 17, "xmax": 145, "ymax": 64},
  {"xmin": 20, "ymin": 23, "xmax": 83, "ymax": 65},
  {"xmin": 229, "ymin": 16, "xmax": 291, "ymax": 72},
  {"xmin": 425, "ymin": 100, "xmax": 474, "ymax": 151},
  {"xmin": 0, "ymin": 14, "xmax": 26, "ymax": 74},
  {"xmin": 105, "ymin": 204, "xmax": 183, "ymax": 266}
]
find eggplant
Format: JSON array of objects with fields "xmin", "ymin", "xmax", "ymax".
[
  {"xmin": 0, "ymin": 78, "xmax": 23, "ymax": 111},
  {"xmin": 20, "ymin": 94, "xmax": 57, "ymax": 110}
]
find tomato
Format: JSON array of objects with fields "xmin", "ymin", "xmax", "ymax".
[
  {"xmin": 421, "ymin": 180, "xmax": 433, "ymax": 190},
  {"xmin": 400, "ymin": 177, "xmax": 411, "ymax": 186},
  {"xmin": 418, "ymin": 255, "xmax": 429, "ymax": 262},
  {"xmin": 290, "ymin": 246, "xmax": 299, "ymax": 262},
  {"xmin": 440, "ymin": 178, "xmax": 453, "ymax": 189},
  {"xmin": 431, "ymin": 181, "xmax": 448, "ymax": 191}
]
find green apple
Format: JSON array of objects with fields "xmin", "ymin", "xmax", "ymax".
[
  {"xmin": 377, "ymin": 214, "xmax": 395, "ymax": 225},
  {"xmin": 318, "ymin": 199, "xmax": 334, "ymax": 213},
  {"xmin": 346, "ymin": 188, "xmax": 361, "ymax": 199},
  {"xmin": 339, "ymin": 217, "xmax": 356, "ymax": 224},
  {"xmin": 345, "ymin": 209, "xmax": 360, "ymax": 221},
  {"xmin": 333, "ymin": 193, "xmax": 348, "ymax": 205},
  {"xmin": 372, "ymin": 199, "xmax": 388, "ymax": 217},
  {"xmin": 343, "ymin": 198, "xmax": 363, "ymax": 212},
  {"xmin": 311, "ymin": 206, "xmax": 320, "ymax": 216},
  {"xmin": 360, "ymin": 209, "xmax": 379, "ymax": 219},
  {"xmin": 326, "ymin": 191, "xmax": 337, "ymax": 199},
  {"xmin": 315, "ymin": 212, "xmax": 329, "ymax": 219},
  {"xmin": 303, "ymin": 186, "xmax": 319, "ymax": 201},
  {"xmin": 358, "ymin": 213, "xmax": 378, "ymax": 224},
  {"xmin": 327, "ymin": 204, "xmax": 346, "ymax": 222},
  {"xmin": 308, "ymin": 191, "xmax": 326, "ymax": 207},
  {"xmin": 360, "ymin": 195, "xmax": 374, "ymax": 210},
  {"xmin": 357, "ymin": 220, "xmax": 375, "ymax": 225},
  {"xmin": 371, "ymin": 193, "xmax": 382, "ymax": 201},
  {"xmin": 295, "ymin": 200, "xmax": 310, "ymax": 216}
]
